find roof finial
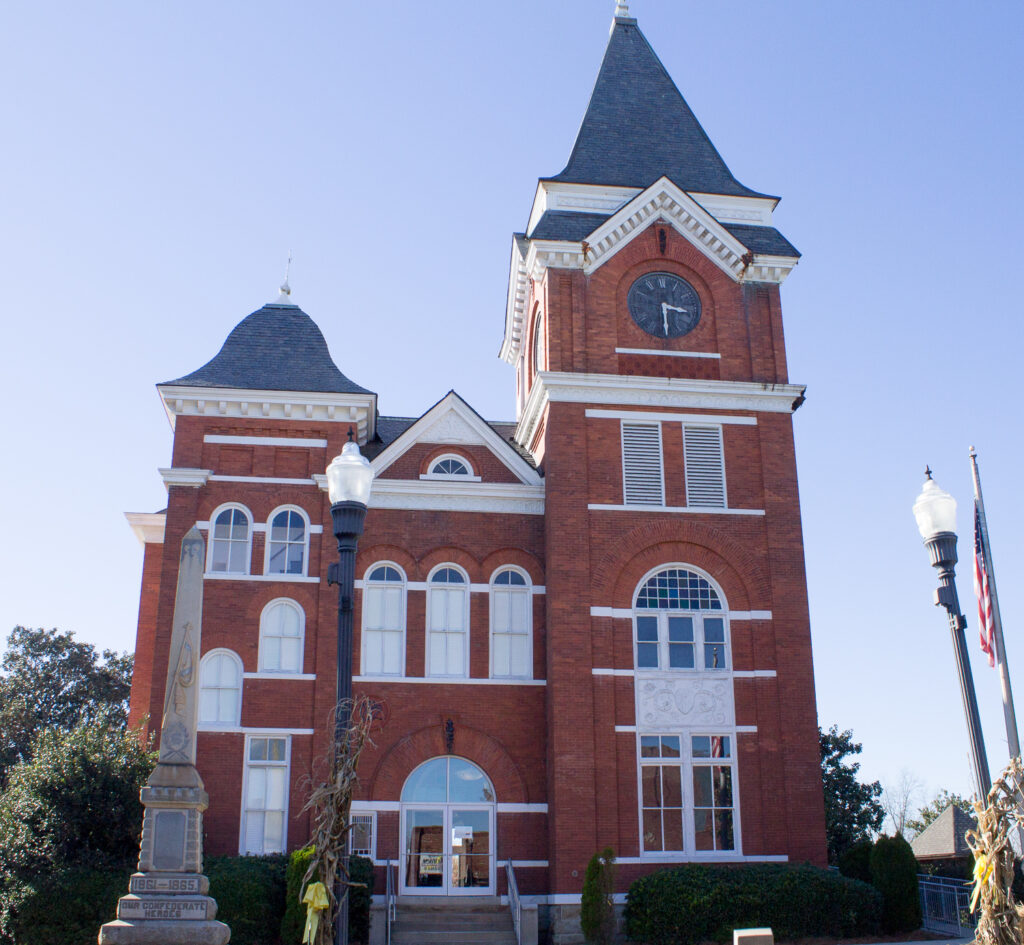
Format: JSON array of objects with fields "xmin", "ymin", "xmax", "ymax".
[
  {"xmin": 275, "ymin": 251, "xmax": 293, "ymax": 304},
  {"xmin": 925, "ymin": 465, "xmax": 933, "ymax": 480},
  {"xmin": 615, "ymin": 0, "xmax": 630, "ymax": 17}
]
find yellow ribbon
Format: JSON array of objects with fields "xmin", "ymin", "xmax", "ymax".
[
  {"xmin": 302, "ymin": 881, "xmax": 330, "ymax": 944},
  {"xmin": 970, "ymin": 853, "xmax": 994, "ymax": 913}
]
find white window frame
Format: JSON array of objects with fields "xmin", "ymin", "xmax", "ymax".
[
  {"xmin": 258, "ymin": 598, "xmax": 306, "ymax": 674},
  {"xmin": 488, "ymin": 566, "xmax": 533, "ymax": 680},
  {"xmin": 349, "ymin": 810, "xmax": 377, "ymax": 859},
  {"xmin": 532, "ymin": 311, "xmax": 545, "ymax": 375},
  {"xmin": 636, "ymin": 730, "xmax": 741, "ymax": 857},
  {"xmin": 682, "ymin": 424, "xmax": 727, "ymax": 509},
  {"xmin": 632, "ymin": 565, "xmax": 730, "ymax": 672},
  {"xmin": 206, "ymin": 503, "xmax": 254, "ymax": 574},
  {"xmin": 621, "ymin": 421, "xmax": 665, "ymax": 506},
  {"xmin": 263, "ymin": 505, "xmax": 311, "ymax": 577},
  {"xmin": 360, "ymin": 562, "xmax": 407, "ymax": 677},
  {"xmin": 198, "ymin": 648, "xmax": 243, "ymax": 728},
  {"xmin": 420, "ymin": 454, "xmax": 481, "ymax": 482},
  {"xmin": 426, "ymin": 564, "xmax": 471, "ymax": 678},
  {"xmin": 239, "ymin": 733, "xmax": 292, "ymax": 855}
]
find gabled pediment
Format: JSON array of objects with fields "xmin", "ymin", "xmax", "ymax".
[{"xmin": 371, "ymin": 391, "xmax": 542, "ymax": 486}]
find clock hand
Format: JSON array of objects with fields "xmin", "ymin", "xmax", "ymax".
[
  {"xmin": 662, "ymin": 303, "xmax": 690, "ymax": 314},
  {"xmin": 661, "ymin": 301, "xmax": 670, "ymax": 336}
]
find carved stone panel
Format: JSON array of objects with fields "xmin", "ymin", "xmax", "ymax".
[{"xmin": 635, "ymin": 673, "xmax": 735, "ymax": 729}]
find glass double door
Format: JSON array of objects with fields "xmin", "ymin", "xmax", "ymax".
[{"xmin": 401, "ymin": 804, "xmax": 493, "ymax": 895}]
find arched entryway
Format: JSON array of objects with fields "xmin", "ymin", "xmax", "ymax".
[{"xmin": 400, "ymin": 756, "xmax": 495, "ymax": 895}]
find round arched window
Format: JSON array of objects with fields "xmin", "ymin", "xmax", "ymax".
[{"xmin": 401, "ymin": 757, "xmax": 495, "ymax": 803}]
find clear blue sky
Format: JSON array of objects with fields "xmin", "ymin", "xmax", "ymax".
[{"xmin": 2, "ymin": 0, "xmax": 1022, "ymax": 811}]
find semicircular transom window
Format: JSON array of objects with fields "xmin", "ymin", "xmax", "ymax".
[
  {"xmin": 431, "ymin": 457, "xmax": 471, "ymax": 477},
  {"xmin": 636, "ymin": 568, "xmax": 723, "ymax": 611},
  {"xmin": 401, "ymin": 757, "xmax": 495, "ymax": 804}
]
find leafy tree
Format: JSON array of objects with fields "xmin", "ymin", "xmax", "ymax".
[
  {"xmin": 820, "ymin": 725, "xmax": 885, "ymax": 864},
  {"xmin": 0, "ymin": 626, "xmax": 133, "ymax": 783},
  {"xmin": 907, "ymin": 789, "xmax": 973, "ymax": 837}
]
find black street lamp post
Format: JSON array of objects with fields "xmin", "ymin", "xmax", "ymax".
[
  {"xmin": 913, "ymin": 469, "xmax": 992, "ymax": 798},
  {"xmin": 326, "ymin": 431, "xmax": 375, "ymax": 945}
]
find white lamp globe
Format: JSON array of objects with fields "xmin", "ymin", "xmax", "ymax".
[
  {"xmin": 326, "ymin": 440, "xmax": 375, "ymax": 506},
  {"xmin": 912, "ymin": 473, "xmax": 957, "ymax": 541}
]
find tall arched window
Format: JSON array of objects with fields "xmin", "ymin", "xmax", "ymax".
[
  {"xmin": 199, "ymin": 649, "xmax": 243, "ymax": 726},
  {"xmin": 532, "ymin": 311, "xmax": 545, "ymax": 376},
  {"xmin": 265, "ymin": 507, "xmax": 308, "ymax": 576},
  {"xmin": 208, "ymin": 505, "xmax": 252, "ymax": 574},
  {"xmin": 490, "ymin": 568, "xmax": 532, "ymax": 678},
  {"xmin": 427, "ymin": 566, "xmax": 469, "ymax": 677},
  {"xmin": 362, "ymin": 563, "xmax": 406, "ymax": 676},
  {"xmin": 259, "ymin": 599, "xmax": 305, "ymax": 673},
  {"xmin": 633, "ymin": 567, "xmax": 728, "ymax": 671}
]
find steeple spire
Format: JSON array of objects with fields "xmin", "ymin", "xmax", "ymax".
[
  {"xmin": 614, "ymin": 1, "xmax": 630, "ymax": 17},
  {"xmin": 273, "ymin": 252, "xmax": 294, "ymax": 305}
]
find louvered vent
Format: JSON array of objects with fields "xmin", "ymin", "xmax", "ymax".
[
  {"xmin": 621, "ymin": 422, "xmax": 664, "ymax": 505},
  {"xmin": 684, "ymin": 426, "xmax": 726, "ymax": 508}
]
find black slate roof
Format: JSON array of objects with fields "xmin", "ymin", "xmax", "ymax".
[
  {"xmin": 910, "ymin": 804, "xmax": 977, "ymax": 859},
  {"xmin": 163, "ymin": 303, "xmax": 373, "ymax": 395},
  {"xmin": 550, "ymin": 18, "xmax": 771, "ymax": 198},
  {"xmin": 528, "ymin": 210, "xmax": 799, "ymax": 258}
]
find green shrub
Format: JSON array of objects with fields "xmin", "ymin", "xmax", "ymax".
[
  {"xmin": 278, "ymin": 848, "xmax": 373, "ymax": 945},
  {"xmin": 839, "ymin": 839, "xmax": 874, "ymax": 883},
  {"xmin": 624, "ymin": 863, "xmax": 881, "ymax": 945},
  {"xmin": 207, "ymin": 855, "xmax": 288, "ymax": 945},
  {"xmin": 870, "ymin": 835, "xmax": 922, "ymax": 933},
  {"xmin": 581, "ymin": 848, "xmax": 616, "ymax": 944}
]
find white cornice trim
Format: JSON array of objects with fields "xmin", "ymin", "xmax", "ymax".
[
  {"xmin": 588, "ymin": 503, "xmax": 765, "ymax": 516},
  {"xmin": 367, "ymin": 479, "xmax": 545, "ymax": 515},
  {"xmin": 204, "ymin": 434, "xmax": 328, "ymax": 447},
  {"xmin": 516, "ymin": 371, "xmax": 805, "ymax": 450},
  {"xmin": 688, "ymin": 192, "xmax": 779, "ymax": 225},
  {"xmin": 157, "ymin": 384, "xmax": 377, "ymax": 440},
  {"xmin": 242, "ymin": 672, "xmax": 317, "ymax": 681},
  {"xmin": 208, "ymin": 475, "xmax": 319, "ymax": 486},
  {"xmin": 369, "ymin": 392, "xmax": 542, "ymax": 486},
  {"xmin": 353, "ymin": 675, "xmax": 546, "ymax": 686},
  {"xmin": 204, "ymin": 573, "xmax": 321, "ymax": 584},
  {"xmin": 159, "ymin": 467, "xmax": 213, "ymax": 489},
  {"xmin": 615, "ymin": 347, "xmax": 721, "ymax": 360},
  {"xmin": 589, "ymin": 609, "xmax": 772, "ymax": 621},
  {"xmin": 125, "ymin": 512, "xmax": 166, "ymax": 545},
  {"xmin": 584, "ymin": 408, "xmax": 756, "ymax": 425},
  {"xmin": 197, "ymin": 725, "xmax": 314, "ymax": 735},
  {"xmin": 501, "ymin": 239, "xmax": 531, "ymax": 364},
  {"xmin": 526, "ymin": 181, "xmax": 642, "ymax": 236}
]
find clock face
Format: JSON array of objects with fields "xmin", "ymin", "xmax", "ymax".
[{"xmin": 627, "ymin": 272, "xmax": 702, "ymax": 339}]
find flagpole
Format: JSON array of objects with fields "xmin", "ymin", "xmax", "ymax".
[{"xmin": 970, "ymin": 445, "xmax": 1021, "ymax": 762}]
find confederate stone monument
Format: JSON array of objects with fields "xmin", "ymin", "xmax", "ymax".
[{"xmin": 100, "ymin": 528, "xmax": 230, "ymax": 945}]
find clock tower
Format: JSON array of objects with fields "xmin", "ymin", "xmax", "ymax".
[{"xmin": 502, "ymin": 2, "xmax": 826, "ymax": 914}]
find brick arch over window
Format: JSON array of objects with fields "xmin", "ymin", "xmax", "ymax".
[
  {"xmin": 591, "ymin": 521, "xmax": 771, "ymax": 611},
  {"xmin": 417, "ymin": 546, "xmax": 481, "ymax": 581},
  {"xmin": 366, "ymin": 723, "xmax": 529, "ymax": 804},
  {"xmin": 480, "ymin": 548, "xmax": 544, "ymax": 585},
  {"xmin": 357, "ymin": 544, "xmax": 419, "ymax": 581}
]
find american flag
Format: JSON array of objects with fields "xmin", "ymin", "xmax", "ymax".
[{"xmin": 974, "ymin": 502, "xmax": 996, "ymax": 668}]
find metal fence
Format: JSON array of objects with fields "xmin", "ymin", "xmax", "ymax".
[{"xmin": 918, "ymin": 873, "xmax": 977, "ymax": 937}]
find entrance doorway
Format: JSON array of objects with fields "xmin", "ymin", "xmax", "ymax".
[{"xmin": 400, "ymin": 757, "xmax": 495, "ymax": 895}]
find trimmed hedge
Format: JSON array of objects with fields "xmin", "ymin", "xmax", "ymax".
[
  {"xmin": 280, "ymin": 847, "xmax": 374, "ymax": 945},
  {"xmin": 624, "ymin": 864, "xmax": 882, "ymax": 945},
  {"xmin": 207, "ymin": 855, "xmax": 288, "ymax": 945},
  {"xmin": 869, "ymin": 836, "xmax": 921, "ymax": 933},
  {"xmin": 838, "ymin": 839, "xmax": 874, "ymax": 884}
]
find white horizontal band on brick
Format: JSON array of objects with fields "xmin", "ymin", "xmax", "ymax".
[
  {"xmin": 209, "ymin": 475, "xmax": 319, "ymax": 486},
  {"xmin": 732, "ymin": 671, "xmax": 777, "ymax": 679},
  {"xmin": 736, "ymin": 725, "xmax": 759, "ymax": 733},
  {"xmin": 195, "ymin": 522, "xmax": 323, "ymax": 534},
  {"xmin": 508, "ymin": 860, "xmax": 549, "ymax": 868},
  {"xmin": 197, "ymin": 726, "xmax": 314, "ymax": 735},
  {"xmin": 592, "ymin": 668, "xmax": 635, "ymax": 677},
  {"xmin": 731, "ymin": 611, "xmax": 773, "ymax": 621},
  {"xmin": 615, "ymin": 725, "xmax": 637, "ymax": 733},
  {"xmin": 350, "ymin": 801, "xmax": 547, "ymax": 814},
  {"xmin": 242, "ymin": 672, "xmax": 317, "ymax": 681},
  {"xmin": 614, "ymin": 855, "xmax": 787, "ymax": 866},
  {"xmin": 587, "ymin": 409, "xmax": 755, "ymax": 425},
  {"xmin": 364, "ymin": 480, "xmax": 546, "ymax": 516},
  {"xmin": 419, "ymin": 473, "xmax": 483, "ymax": 483},
  {"xmin": 496, "ymin": 803, "xmax": 548, "ymax": 813},
  {"xmin": 590, "ymin": 607, "xmax": 631, "ymax": 619},
  {"xmin": 591, "ymin": 607, "xmax": 772, "ymax": 621},
  {"xmin": 615, "ymin": 348, "xmax": 721, "ymax": 360},
  {"xmin": 354, "ymin": 580, "xmax": 545, "ymax": 594},
  {"xmin": 353, "ymin": 675, "xmax": 546, "ymax": 686},
  {"xmin": 204, "ymin": 435, "xmax": 329, "ymax": 447},
  {"xmin": 204, "ymin": 573, "xmax": 320, "ymax": 584},
  {"xmin": 588, "ymin": 503, "xmax": 765, "ymax": 516},
  {"xmin": 351, "ymin": 801, "xmax": 400, "ymax": 812}
]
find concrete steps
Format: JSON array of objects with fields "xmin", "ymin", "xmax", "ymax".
[{"xmin": 391, "ymin": 899, "xmax": 517, "ymax": 945}]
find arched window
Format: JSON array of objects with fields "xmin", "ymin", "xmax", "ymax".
[
  {"xmin": 259, "ymin": 599, "xmax": 305, "ymax": 673},
  {"xmin": 490, "ymin": 568, "xmax": 532, "ymax": 678},
  {"xmin": 208, "ymin": 505, "xmax": 252, "ymax": 574},
  {"xmin": 265, "ymin": 507, "xmax": 308, "ymax": 576},
  {"xmin": 362, "ymin": 563, "xmax": 406, "ymax": 676},
  {"xmin": 199, "ymin": 649, "xmax": 243, "ymax": 726},
  {"xmin": 423, "ymin": 454, "xmax": 475, "ymax": 479},
  {"xmin": 532, "ymin": 311, "xmax": 545, "ymax": 376},
  {"xmin": 427, "ymin": 566, "xmax": 469, "ymax": 677},
  {"xmin": 401, "ymin": 757, "xmax": 495, "ymax": 803},
  {"xmin": 633, "ymin": 567, "xmax": 728, "ymax": 671}
]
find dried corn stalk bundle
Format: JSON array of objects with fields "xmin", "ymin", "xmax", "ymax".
[
  {"xmin": 966, "ymin": 757, "xmax": 1024, "ymax": 945},
  {"xmin": 299, "ymin": 696, "xmax": 380, "ymax": 945}
]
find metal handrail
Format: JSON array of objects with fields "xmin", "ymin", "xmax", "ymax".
[
  {"xmin": 505, "ymin": 859, "xmax": 522, "ymax": 945},
  {"xmin": 385, "ymin": 859, "xmax": 396, "ymax": 945},
  {"xmin": 918, "ymin": 873, "xmax": 976, "ymax": 937}
]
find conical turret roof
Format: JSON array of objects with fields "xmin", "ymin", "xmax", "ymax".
[{"xmin": 549, "ymin": 16, "xmax": 770, "ymax": 198}]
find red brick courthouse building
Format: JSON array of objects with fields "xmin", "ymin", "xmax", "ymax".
[{"xmin": 127, "ymin": 5, "xmax": 827, "ymax": 932}]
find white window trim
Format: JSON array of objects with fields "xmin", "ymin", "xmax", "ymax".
[
  {"xmin": 239, "ymin": 733, "xmax": 292, "ymax": 856},
  {"xmin": 360, "ymin": 561, "xmax": 408, "ymax": 677},
  {"xmin": 349, "ymin": 810, "xmax": 377, "ymax": 859},
  {"xmin": 420, "ymin": 453, "xmax": 480, "ymax": 481},
  {"xmin": 199, "ymin": 647, "xmax": 243, "ymax": 727},
  {"xmin": 263, "ymin": 505, "xmax": 311, "ymax": 577},
  {"xmin": 488, "ymin": 566, "xmax": 534, "ymax": 680},
  {"xmin": 206, "ymin": 503, "xmax": 254, "ymax": 575},
  {"xmin": 635, "ymin": 730, "xmax": 742, "ymax": 858},
  {"xmin": 425, "ymin": 563, "xmax": 471, "ymax": 678},
  {"xmin": 257, "ymin": 598, "xmax": 306, "ymax": 674}
]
